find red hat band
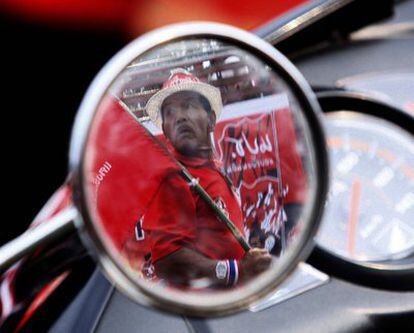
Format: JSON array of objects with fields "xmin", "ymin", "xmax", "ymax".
[{"xmin": 163, "ymin": 72, "xmax": 200, "ymax": 89}]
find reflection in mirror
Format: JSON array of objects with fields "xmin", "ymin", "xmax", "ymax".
[{"xmin": 82, "ymin": 38, "xmax": 315, "ymax": 295}]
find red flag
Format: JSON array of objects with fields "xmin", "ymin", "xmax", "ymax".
[{"xmin": 83, "ymin": 95, "xmax": 180, "ymax": 267}]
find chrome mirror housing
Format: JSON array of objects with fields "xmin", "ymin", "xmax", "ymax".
[{"xmin": 1, "ymin": 22, "xmax": 328, "ymax": 317}]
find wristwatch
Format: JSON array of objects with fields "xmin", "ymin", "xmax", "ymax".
[{"xmin": 215, "ymin": 260, "xmax": 228, "ymax": 280}]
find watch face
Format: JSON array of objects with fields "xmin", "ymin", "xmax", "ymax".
[
  {"xmin": 265, "ymin": 235, "xmax": 276, "ymax": 251},
  {"xmin": 216, "ymin": 261, "xmax": 228, "ymax": 280}
]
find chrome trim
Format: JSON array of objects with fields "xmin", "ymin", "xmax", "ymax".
[
  {"xmin": 249, "ymin": 262, "xmax": 329, "ymax": 312},
  {"xmin": 351, "ymin": 22, "xmax": 414, "ymax": 40},
  {"xmin": 0, "ymin": 207, "xmax": 78, "ymax": 273},
  {"xmin": 69, "ymin": 22, "xmax": 329, "ymax": 316},
  {"xmin": 260, "ymin": 0, "xmax": 354, "ymax": 45}
]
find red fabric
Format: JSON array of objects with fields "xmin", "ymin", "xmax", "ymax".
[
  {"xmin": 84, "ymin": 95, "xmax": 180, "ymax": 261},
  {"xmin": 143, "ymin": 154, "xmax": 245, "ymax": 263},
  {"xmin": 274, "ymin": 109, "xmax": 307, "ymax": 203}
]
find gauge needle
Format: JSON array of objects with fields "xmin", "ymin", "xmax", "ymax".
[{"xmin": 347, "ymin": 178, "xmax": 362, "ymax": 256}]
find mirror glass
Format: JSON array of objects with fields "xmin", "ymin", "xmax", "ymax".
[{"xmin": 75, "ymin": 26, "xmax": 326, "ymax": 315}]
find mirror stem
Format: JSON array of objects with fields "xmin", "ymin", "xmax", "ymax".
[{"xmin": 0, "ymin": 207, "xmax": 78, "ymax": 273}]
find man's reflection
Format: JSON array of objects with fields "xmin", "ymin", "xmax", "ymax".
[{"xmin": 141, "ymin": 68, "xmax": 271, "ymax": 287}]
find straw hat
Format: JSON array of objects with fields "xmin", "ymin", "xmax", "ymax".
[{"xmin": 146, "ymin": 68, "xmax": 223, "ymax": 128}]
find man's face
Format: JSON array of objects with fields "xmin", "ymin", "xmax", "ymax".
[{"xmin": 161, "ymin": 91, "xmax": 215, "ymax": 157}]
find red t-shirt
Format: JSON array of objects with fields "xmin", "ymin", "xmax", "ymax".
[{"xmin": 143, "ymin": 154, "xmax": 246, "ymax": 263}]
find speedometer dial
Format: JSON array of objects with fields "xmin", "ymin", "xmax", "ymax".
[{"xmin": 316, "ymin": 111, "xmax": 414, "ymax": 262}]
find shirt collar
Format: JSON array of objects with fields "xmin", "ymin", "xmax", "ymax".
[{"xmin": 172, "ymin": 150, "xmax": 222, "ymax": 169}]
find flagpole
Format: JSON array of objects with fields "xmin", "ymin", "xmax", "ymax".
[{"xmin": 180, "ymin": 168, "xmax": 251, "ymax": 252}]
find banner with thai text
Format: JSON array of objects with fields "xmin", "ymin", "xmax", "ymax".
[{"xmin": 214, "ymin": 94, "xmax": 307, "ymax": 254}]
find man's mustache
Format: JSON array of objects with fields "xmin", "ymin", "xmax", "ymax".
[
  {"xmin": 197, "ymin": 145, "xmax": 212, "ymax": 151},
  {"xmin": 176, "ymin": 124, "xmax": 195, "ymax": 136}
]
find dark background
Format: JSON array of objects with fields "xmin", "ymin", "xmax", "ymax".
[{"xmin": 0, "ymin": 15, "xmax": 125, "ymax": 244}]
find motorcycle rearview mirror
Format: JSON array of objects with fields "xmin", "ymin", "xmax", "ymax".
[{"xmin": 0, "ymin": 22, "xmax": 328, "ymax": 316}]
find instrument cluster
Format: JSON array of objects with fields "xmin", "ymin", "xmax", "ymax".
[{"xmin": 311, "ymin": 91, "xmax": 414, "ymax": 290}]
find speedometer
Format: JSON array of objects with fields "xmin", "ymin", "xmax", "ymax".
[
  {"xmin": 317, "ymin": 111, "xmax": 414, "ymax": 262},
  {"xmin": 310, "ymin": 91, "xmax": 414, "ymax": 291}
]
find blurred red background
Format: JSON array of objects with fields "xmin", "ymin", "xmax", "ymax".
[{"xmin": 2, "ymin": 0, "xmax": 308, "ymax": 34}]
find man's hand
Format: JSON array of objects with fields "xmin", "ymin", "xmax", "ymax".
[
  {"xmin": 155, "ymin": 247, "xmax": 272, "ymax": 287},
  {"xmin": 240, "ymin": 248, "xmax": 272, "ymax": 281}
]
